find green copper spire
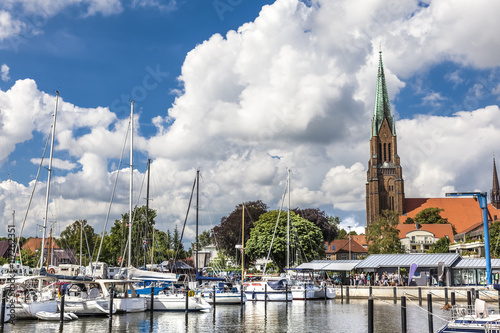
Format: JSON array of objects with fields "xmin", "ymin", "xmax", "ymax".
[{"xmin": 371, "ymin": 51, "xmax": 396, "ymax": 137}]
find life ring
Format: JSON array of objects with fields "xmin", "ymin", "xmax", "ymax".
[
  {"xmin": 188, "ymin": 290, "xmax": 195, "ymax": 297},
  {"xmin": 48, "ymin": 268, "xmax": 55, "ymax": 274}
]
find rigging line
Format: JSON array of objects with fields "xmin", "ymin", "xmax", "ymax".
[
  {"xmin": 264, "ymin": 178, "xmax": 288, "ymax": 275},
  {"xmin": 15, "ymin": 128, "xmax": 51, "ymax": 260},
  {"xmin": 173, "ymin": 176, "xmax": 197, "ymax": 270},
  {"xmin": 93, "ymin": 118, "xmax": 131, "ymax": 267}
]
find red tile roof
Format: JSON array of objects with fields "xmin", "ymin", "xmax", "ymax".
[
  {"xmin": 22, "ymin": 237, "xmax": 59, "ymax": 253},
  {"xmin": 325, "ymin": 239, "xmax": 367, "ymax": 254},
  {"xmin": 400, "ymin": 198, "xmax": 500, "ymax": 234},
  {"xmin": 397, "ymin": 223, "xmax": 454, "ymax": 242},
  {"xmin": 348, "ymin": 235, "xmax": 367, "ymax": 247}
]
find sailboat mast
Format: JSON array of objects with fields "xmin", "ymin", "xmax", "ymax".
[
  {"xmin": 144, "ymin": 158, "xmax": 150, "ymax": 270},
  {"xmin": 195, "ymin": 169, "xmax": 199, "ymax": 277},
  {"xmin": 40, "ymin": 91, "xmax": 59, "ymax": 269},
  {"xmin": 241, "ymin": 203, "xmax": 245, "ymax": 281},
  {"xmin": 286, "ymin": 168, "xmax": 290, "ymax": 269},
  {"xmin": 128, "ymin": 100, "xmax": 134, "ymax": 279}
]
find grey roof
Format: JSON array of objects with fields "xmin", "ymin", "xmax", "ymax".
[
  {"xmin": 295, "ymin": 260, "xmax": 361, "ymax": 271},
  {"xmin": 322, "ymin": 261, "xmax": 361, "ymax": 271},
  {"xmin": 355, "ymin": 253, "xmax": 461, "ymax": 269},
  {"xmin": 453, "ymin": 258, "xmax": 500, "ymax": 269}
]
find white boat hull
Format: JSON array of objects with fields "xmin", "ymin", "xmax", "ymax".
[
  {"xmin": 113, "ymin": 297, "xmax": 147, "ymax": 313},
  {"xmin": 143, "ymin": 294, "xmax": 211, "ymax": 311},
  {"xmin": 291, "ymin": 286, "xmax": 336, "ymax": 300},
  {"xmin": 203, "ymin": 292, "xmax": 247, "ymax": 305},
  {"xmin": 59, "ymin": 298, "xmax": 114, "ymax": 316}
]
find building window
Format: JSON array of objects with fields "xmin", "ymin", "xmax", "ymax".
[
  {"xmin": 332, "ymin": 245, "xmax": 336, "ymax": 251},
  {"xmin": 388, "ymin": 143, "xmax": 391, "ymax": 162},
  {"xmin": 325, "ymin": 245, "xmax": 328, "ymax": 251},
  {"xmin": 352, "ymin": 254, "xmax": 358, "ymax": 260},
  {"xmin": 341, "ymin": 253, "xmax": 347, "ymax": 260},
  {"xmin": 383, "ymin": 143, "xmax": 387, "ymax": 161},
  {"xmin": 326, "ymin": 255, "xmax": 331, "ymax": 260}
]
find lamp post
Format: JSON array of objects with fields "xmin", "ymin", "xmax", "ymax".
[
  {"xmin": 446, "ymin": 192, "xmax": 492, "ymax": 285},
  {"xmin": 348, "ymin": 226, "xmax": 352, "ymax": 260}
]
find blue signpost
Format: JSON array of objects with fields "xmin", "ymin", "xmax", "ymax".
[{"xmin": 446, "ymin": 192, "xmax": 492, "ymax": 285}]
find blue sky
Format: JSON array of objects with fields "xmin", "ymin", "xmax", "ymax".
[{"xmin": 1, "ymin": 0, "xmax": 500, "ymax": 244}]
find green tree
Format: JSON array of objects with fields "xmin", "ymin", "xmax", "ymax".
[
  {"xmin": 198, "ymin": 230, "xmax": 213, "ymax": 248},
  {"xmin": 415, "ymin": 208, "xmax": 448, "ymax": 224},
  {"xmin": 20, "ymin": 248, "xmax": 40, "ymax": 268},
  {"xmin": 428, "ymin": 236, "xmax": 450, "ymax": 253},
  {"xmin": 293, "ymin": 208, "xmax": 339, "ymax": 242},
  {"xmin": 367, "ymin": 210, "xmax": 403, "ymax": 254},
  {"xmin": 489, "ymin": 221, "xmax": 500, "ymax": 258},
  {"xmin": 57, "ymin": 220, "xmax": 96, "ymax": 266},
  {"xmin": 212, "ymin": 200, "xmax": 268, "ymax": 268},
  {"xmin": 245, "ymin": 210, "xmax": 324, "ymax": 272}
]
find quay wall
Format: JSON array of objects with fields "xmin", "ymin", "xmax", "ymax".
[{"xmin": 334, "ymin": 286, "xmax": 500, "ymax": 303}]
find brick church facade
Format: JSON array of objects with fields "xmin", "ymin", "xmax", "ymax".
[{"xmin": 365, "ymin": 52, "xmax": 405, "ymax": 226}]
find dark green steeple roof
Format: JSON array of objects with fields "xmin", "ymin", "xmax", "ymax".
[{"xmin": 371, "ymin": 51, "xmax": 396, "ymax": 137}]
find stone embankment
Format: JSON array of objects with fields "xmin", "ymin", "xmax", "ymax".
[{"xmin": 334, "ymin": 285, "xmax": 500, "ymax": 303}]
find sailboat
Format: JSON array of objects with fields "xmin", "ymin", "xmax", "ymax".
[
  {"xmin": 94, "ymin": 100, "xmax": 147, "ymax": 313},
  {"xmin": 3, "ymin": 92, "xmax": 62, "ymax": 322},
  {"xmin": 243, "ymin": 170, "xmax": 293, "ymax": 302}
]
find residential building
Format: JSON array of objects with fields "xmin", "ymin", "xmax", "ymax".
[
  {"xmin": 398, "ymin": 223, "xmax": 454, "ymax": 253},
  {"xmin": 324, "ymin": 239, "xmax": 367, "ymax": 260}
]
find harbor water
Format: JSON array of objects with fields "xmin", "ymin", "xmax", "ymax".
[{"xmin": 1, "ymin": 298, "xmax": 455, "ymax": 332}]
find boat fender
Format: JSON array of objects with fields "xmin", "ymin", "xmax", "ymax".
[{"xmin": 188, "ymin": 290, "xmax": 195, "ymax": 297}]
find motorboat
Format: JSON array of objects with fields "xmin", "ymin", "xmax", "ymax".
[
  {"xmin": 438, "ymin": 299, "xmax": 500, "ymax": 332},
  {"xmin": 198, "ymin": 281, "xmax": 247, "ymax": 305},
  {"xmin": 290, "ymin": 281, "xmax": 336, "ymax": 300},
  {"xmin": 243, "ymin": 279, "xmax": 292, "ymax": 301}
]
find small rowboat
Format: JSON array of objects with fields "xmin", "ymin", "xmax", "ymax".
[{"xmin": 36, "ymin": 311, "xmax": 78, "ymax": 321}]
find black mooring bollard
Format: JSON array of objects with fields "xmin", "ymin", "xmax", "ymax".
[
  {"xmin": 369, "ymin": 286, "xmax": 372, "ymax": 297},
  {"xmin": 451, "ymin": 291, "xmax": 455, "ymax": 306},
  {"xmin": 213, "ymin": 286, "xmax": 216, "ymax": 310},
  {"xmin": 60, "ymin": 289, "xmax": 65, "ymax": 323},
  {"xmin": 340, "ymin": 285, "xmax": 343, "ymax": 304},
  {"xmin": 324, "ymin": 285, "xmax": 327, "ymax": 301},
  {"xmin": 467, "ymin": 290, "xmax": 472, "ymax": 314},
  {"xmin": 401, "ymin": 296, "xmax": 407, "ymax": 333},
  {"xmin": 109, "ymin": 287, "xmax": 114, "ymax": 317},
  {"xmin": 304, "ymin": 285, "xmax": 307, "ymax": 301},
  {"xmin": 346, "ymin": 286, "xmax": 350, "ymax": 304},
  {"xmin": 368, "ymin": 297, "xmax": 374, "ymax": 333},
  {"xmin": 1, "ymin": 289, "xmax": 6, "ymax": 329},
  {"xmin": 285, "ymin": 284, "xmax": 289, "ymax": 302},
  {"xmin": 265, "ymin": 284, "xmax": 268, "ymax": 306},
  {"xmin": 185, "ymin": 288, "xmax": 189, "ymax": 313},
  {"xmin": 418, "ymin": 287, "xmax": 422, "ymax": 306},
  {"xmin": 427, "ymin": 293, "xmax": 433, "ymax": 333},
  {"xmin": 150, "ymin": 285, "xmax": 154, "ymax": 312},
  {"xmin": 393, "ymin": 287, "xmax": 397, "ymax": 304},
  {"xmin": 445, "ymin": 287, "xmax": 448, "ymax": 305},
  {"xmin": 241, "ymin": 286, "xmax": 244, "ymax": 306}
]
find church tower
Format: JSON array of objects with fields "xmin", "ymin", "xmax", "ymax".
[
  {"xmin": 366, "ymin": 52, "xmax": 405, "ymax": 225},
  {"xmin": 492, "ymin": 157, "xmax": 500, "ymax": 209}
]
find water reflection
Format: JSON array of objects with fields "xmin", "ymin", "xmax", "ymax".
[{"xmin": 2, "ymin": 299, "xmax": 453, "ymax": 333}]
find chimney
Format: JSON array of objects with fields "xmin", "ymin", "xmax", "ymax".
[{"xmin": 415, "ymin": 222, "xmax": 420, "ymax": 230}]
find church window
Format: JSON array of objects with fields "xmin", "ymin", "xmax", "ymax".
[
  {"xmin": 388, "ymin": 143, "xmax": 391, "ymax": 162},
  {"xmin": 383, "ymin": 143, "xmax": 387, "ymax": 161},
  {"xmin": 378, "ymin": 143, "xmax": 382, "ymax": 160}
]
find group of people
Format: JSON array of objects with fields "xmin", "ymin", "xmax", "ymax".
[{"xmin": 349, "ymin": 272, "xmax": 406, "ymax": 286}]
